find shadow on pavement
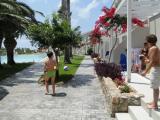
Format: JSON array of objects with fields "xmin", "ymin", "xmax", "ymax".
[
  {"xmin": 0, "ymin": 78, "xmax": 37, "ymax": 87},
  {"xmin": 63, "ymin": 74, "xmax": 95, "ymax": 88},
  {"xmin": 53, "ymin": 92, "xmax": 67, "ymax": 97},
  {"xmin": 0, "ymin": 86, "xmax": 9, "ymax": 100},
  {"xmin": 0, "ymin": 67, "xmax": 42, "ymax": 87}
]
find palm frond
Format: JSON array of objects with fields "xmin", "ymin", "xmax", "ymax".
[
  {"xmin": 0, "ymin": 13, "xmax": 30, "ymax": 24},
  {"xmin": 16, "ymin": 2, "xmax": 35, "ymax": 16},
  {"xmin": 35, "ymin": 11, "xmax": 45, "ymax": 17},
  {"xmin": 0, "ymin": 2, "xmax": 15, "ymax": 11}
]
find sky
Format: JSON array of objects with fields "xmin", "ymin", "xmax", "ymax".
[{"xmin": 15, "ymin": 0, "xmax": 113, "ymax": 49}]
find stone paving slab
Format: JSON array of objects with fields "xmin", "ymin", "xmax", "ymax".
[{"xmin": 0, "ymin": 56, "xmax": 114, "ymax": 120}]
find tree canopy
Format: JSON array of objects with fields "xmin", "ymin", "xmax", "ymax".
[{"xmin": 27, "ymin": 14, "xmax": 82, "ymax": 51}]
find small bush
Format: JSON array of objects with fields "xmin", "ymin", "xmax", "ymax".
[
  {"xmin": 95, "ymin": 62, "xmax": 121, "ymax": 80},
  {"xmin": 87, "ymin": 48, "xmax": 93, "ymax": 55},
  {"xmin": 91, "ymin": 53, "xmax": 99, "ymax": 59},
  {"xmin": 118, "ymin": 84, "xmax": 130, "ymax": 93}
]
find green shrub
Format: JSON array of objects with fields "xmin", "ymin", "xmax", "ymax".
[
  {"xmin": 87, "ymin": 48, "xmax": 93, "ymax": 55},
  {"xmin": 119, "ymin": 84, "xmax": 130, "ymax": 93}
]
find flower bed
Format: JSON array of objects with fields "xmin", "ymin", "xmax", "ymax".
[
  {"xmin": 100, "ymin": 77, "xmax": 143, "ymax": 117},
  {"xmin": 94, "ymin": 61, "xmax": 143, "ymax": 117}
]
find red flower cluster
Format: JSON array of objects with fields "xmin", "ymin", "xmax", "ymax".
[
  {"xmin": 102, "ymin": 6, "xmax": 116, "ymax": 18},
  {"xmin": 132, "ymin": 17, "xmax": 144, "ymax": 27},
  {"xmin": 122, "ymin": 23, "xmax": 127, "ymax": 33},
  {"xmin": 90, "ymin": 6, "xmax": 145, "ymax": 45},
  {"xmin": 96, "ymin": 16, "xmax": 106, "ymax": 25},
  {"xmin": 90, "ymin": 26, "xmax": 101, "ymax": 44},
  {"xmin": 114, "ymin": 75, "xmax": 125, "ymax": 86}
]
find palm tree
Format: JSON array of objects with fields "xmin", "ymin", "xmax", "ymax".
[
  {"xmin": 58, "ymin": 0, "xmax": 72, "ymax": 63},
  {"xmin": 0, "ymin": 32, "xmax": 3, "ymax": 68},
  {"xmin": 0, "ymin": 0, "xmax": 40, "ymax": 65},
  {"xmin": 0, "ymin": 0, "xmax": 17, "ymax": 66}
]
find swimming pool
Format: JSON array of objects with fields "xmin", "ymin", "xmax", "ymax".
[{"xmin": 1, "ymin": 53, "xmax": 46, "ymax": 64}]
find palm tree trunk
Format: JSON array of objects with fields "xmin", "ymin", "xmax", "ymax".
[
  {"xmin": 0, "ymin": 33, "xmax": 3, "ymax": 68},
  {"xmin": 4, "ymin": 35, "xmax": 17, "ymax": 65},
  {"xmin": 69, "ymin": 45, "xmax": 73, "ymax": 58},
  {"xmin": 64, "ymin": 46, "xmax": 71, "ymax": 64}
]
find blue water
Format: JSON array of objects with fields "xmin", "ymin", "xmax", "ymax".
[{"xmin": 1, "ymin": 53, "xmax": 46, "ymax": 64}]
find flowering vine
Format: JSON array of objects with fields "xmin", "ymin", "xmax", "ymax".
[
  {"xmin": 91, "ymin": 6, "xmax": 145, "ymax": 39},
  {"xmin": 90, "ymin": 6, "xmax": 145, "ymax": 62}
]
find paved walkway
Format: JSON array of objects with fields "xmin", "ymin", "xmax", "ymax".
[{"xmin": 0, "ymin": 56, "xmax": 113, "ymax": 120}]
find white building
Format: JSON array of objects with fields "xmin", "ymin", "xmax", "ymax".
[{"xmin": 96, "ymin": 0, "xmax": 160, "ymax": 67}]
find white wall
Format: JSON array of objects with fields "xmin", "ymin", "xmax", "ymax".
[
  {"xmin": 97, "ymin": 36, "xmax": 110, "ymax": 61},
  {"xmin": 132, "ymin": 27, "xmax": 149, "ymax": 48},
  {"xmin": 150, "ymin": 17, "xmax": 160, "ymax": 47},
  {"xmin": 113, "ymin": 36, "xmax": 127, "ymax": 64},
  {"xmin": 96, "ymin": 25, "xmax": 149, "ymax": 64},
  {"xmin": 112, "ymin": 27, "xmax": 149, "ymax": 64}
]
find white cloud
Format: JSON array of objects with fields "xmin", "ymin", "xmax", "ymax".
[
  {"xmin": 77, "ymin": 0, "xmax": 112, "ymax": 19},
  {"xmin": 78, "ymin": 0, "xmax": 99, "ymax": 19},
  {"xmin": 71, "ymin": 0, "xmax": 79, "ymax": 5}
]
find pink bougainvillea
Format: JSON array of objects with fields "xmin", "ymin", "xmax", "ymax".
[
  {"xmin": 90, "ymin": 6, "xmax": 145, "ymax": 45},
  {"xmin": 132, "ymin": 17, "xmax": 144, "ymax": 27}
]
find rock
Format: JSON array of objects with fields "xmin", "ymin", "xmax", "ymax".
[{"xmin": 99, "ymin": 77, "xmax": 143, "ymax": 117}]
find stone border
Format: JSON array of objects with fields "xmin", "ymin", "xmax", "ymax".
[{"xmin": 99, "ymin": 77, "xmax": 143, "ymax": 117}]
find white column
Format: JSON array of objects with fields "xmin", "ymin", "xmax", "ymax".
[{"xmin": 127, "ymin": 0, "xmax": 132, "ymax": 82}]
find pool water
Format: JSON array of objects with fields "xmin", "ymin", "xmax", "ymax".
[{"xmin": 1, "ymin": 53, "xmax": 46, "ymax": 64}]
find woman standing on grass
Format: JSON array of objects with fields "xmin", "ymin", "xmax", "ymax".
[{"xmin": 44, "ymin": 51, "xmax": 57, "ymax": 96}]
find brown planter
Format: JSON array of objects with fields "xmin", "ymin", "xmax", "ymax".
[{"xmin": 99, "ymin": 77, "xmax": 143, "ymax": 117}]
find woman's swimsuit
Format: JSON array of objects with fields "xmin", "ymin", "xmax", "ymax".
[{"xmin": 46, "ymin": 70, "xmax": 56, "ymax": 78}]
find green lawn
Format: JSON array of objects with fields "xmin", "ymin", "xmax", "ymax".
[
  {"xmin": 0, "ymin": 55, "xmax": 84, "ymax": 83},
  {"xmin": 57, "ymin": 55, "xmax": 84, "ymax": 83},
  {"xmin": 0, "ymin": 63, "xmax": 32, "ymax": 81}
]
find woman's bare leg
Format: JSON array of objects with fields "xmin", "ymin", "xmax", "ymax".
[
  {"xmin": 148, "ymin": 88, "xmax": 159, "ymax": 109},
  {"xmin": 45, "ymin": 77, "xmax": 49, "ymax": 94}
]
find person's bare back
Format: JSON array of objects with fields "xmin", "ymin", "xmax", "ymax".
[
  {"xmin": 45, "ymin": 58, "xmax": 56, "ymax": 71},
  {"xmin": 148, "ymin": 46, "xmax": 160, "ymax": 67}
]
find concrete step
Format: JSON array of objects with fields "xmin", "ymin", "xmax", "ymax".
[
  {"xmin": 141, "ymin": 98, "xmax": 160, "ymax": 120},
  {"xmin": 128, "ymin": 73, "xmax": 160, "ymax": 120},
  {"xmin": 115, "ymin": 113, "xmax": 133, "ymax": 120},
  {"xmin": 129, "ymin": 106, "xmax": 153, "ymax": 120}
]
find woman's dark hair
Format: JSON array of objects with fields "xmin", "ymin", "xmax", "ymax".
[
  {"xmin": 47, "ymin": 51, "xmax": 53, "ymax": 58},
  {"xmin": 146, "ymin": 34, "xmax": 157, "ymax": 44}
]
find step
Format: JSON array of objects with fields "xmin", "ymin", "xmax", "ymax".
[
  {"xmin": 129, "ymin": 106, "xmax": 153, "ymax": 120},
  {"xmin": 115, "ymin": 113, "xmax": 133, "ymax": 120},
  {"xmin": 141, "ymin": 98, "xmax": 160, "ymax": 120}
]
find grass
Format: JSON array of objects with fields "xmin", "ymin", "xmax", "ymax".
[
  {"xmin": 0, "ymin": 63, "xmax": 33, "ymax": 81},
  {"xmin": 57, "ymin": 55, "xmax": 84, "ymax": 83},
  {"xmin": 0, "ymin": 55, "xmax": 84, "ymax": 83}
]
